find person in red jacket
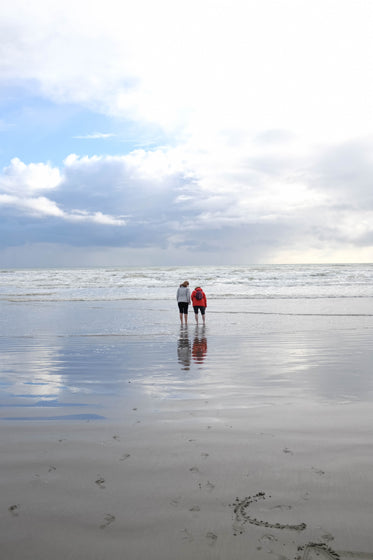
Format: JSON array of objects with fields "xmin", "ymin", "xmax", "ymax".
[{"xmin": 191, "ymin": 286, "xmax": 207, "ymax": 325}]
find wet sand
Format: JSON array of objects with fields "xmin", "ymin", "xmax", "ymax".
[{"xmin": 1, "ymin": 298, "xmax": 373, "ymax": 559}]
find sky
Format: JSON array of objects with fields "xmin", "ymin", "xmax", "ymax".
[{"xmin": 1, "ymin": 0, "xmax": 373, "ymax": 267}]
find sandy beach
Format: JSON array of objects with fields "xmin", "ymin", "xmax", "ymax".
[{"xmin": 2, "ymin": 295, "xmax": 373, "ymax": 559}]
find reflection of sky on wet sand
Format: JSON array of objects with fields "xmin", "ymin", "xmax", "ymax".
[
  {"xmin": 1, "ymin": 299, "xmax": 373, "ymax": 420},
  {"xmin": 1, "ymin": 339, "xmax": 64, "ymax": 399}
]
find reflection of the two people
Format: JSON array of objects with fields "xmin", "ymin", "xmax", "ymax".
[{"xmin": 177, "ymin": 326, "xmax": 208, "ymax": 369}]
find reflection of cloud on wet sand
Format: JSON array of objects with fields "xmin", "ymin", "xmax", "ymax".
[
  {"xmin": 0, "ymin": 340, "xmax": 64, "ymax": 399},
  {"xmin": 212, "ymin": 317, "xmax": 373, "ymax": 405},
  {"xmin": 135, "ymin": 329, "xmax": 209, "ymax": 401}
]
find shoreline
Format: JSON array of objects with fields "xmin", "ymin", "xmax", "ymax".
[{"xmin": 1, "ymin": 297, "xmax": 373, "ymax": 558}]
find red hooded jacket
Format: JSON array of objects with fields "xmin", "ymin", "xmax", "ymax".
[{"xmin": 191, "ymin": 287, "xmax": 207, "ymax": 307}]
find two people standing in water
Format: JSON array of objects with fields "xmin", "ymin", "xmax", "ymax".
[{"xmin": 176, "ymin": 281, "xmax": 207, "ymax": 325}]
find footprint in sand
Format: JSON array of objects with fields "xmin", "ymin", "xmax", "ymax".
[
  {"xmin": 95, "ymin": 476, "xmax": 106, "ymax": 489},
  {"xmin": 206, "ymin": 531, "xmax": 217, "ymax": 545},
  {"xmin": 100, "ymin": 514, "xmax": 116, "ymax": 529},
  {"xmin": 258, "ymin": 533, "xmax": 278, "ymax": 553},
  {"xmin": 320, "ymin": 532, "xmax": 334, "ymax": 542},
  {"xmin": 170, "ymin": 497, "xmax": 181, "ymax": 507},
  {"xmin": 8, "ymin": 505, "xmax": 20, "ymax": 517},
  {"xmin": 181, "ymin": 528, "xmax": 194, "ymax": 542},
  {"xmin": 283, "ymin": 447, "xmax": 294, "ymax": 455},
  {"xmin": 198, "ymin": 480, "xmax": 215, "ymax": 492},
  {"xmin": 119, "ymin": 453, "xmax": 131, "ymax": 461},
  {"xmin": 311, "ymin": 467, "xmax": 326, "ymax": 476},
  {"xmin": 189, "ymin": 466, "xmax": 200, "ymax": 473},
  {"xmin": 270, "ymin": 504, "xmax": 292, "ymax": 512}
]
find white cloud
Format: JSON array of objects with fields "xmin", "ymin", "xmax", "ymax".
[
  {"xmin": 0, "ymin": 192, "xmax": 126, "ymax": 224},
  {"xmin": 1, "ymin": 138, "xmax": 373, "ymax": 261},
  {"xmin": 2, "ymin": 0, "xmax": 373, "ymax": 144},
  {"xmin": 0, "ymin": 158, "xmax": 126, "ymax": 225},
  {"xmin": 67, "ymin": 210, "xmax": 125, "ymax": 226},
  {"xmin": 1, "ymin": 0, "xmax": 373, "ymax": 263},
  {"xmin": 73, "ymin": 133, "xmax": 116, "ymax": 139},
  {"xmin": 0, "ymin": 194, "xmax": 64, "ymax": 217},
  {"xmin": 0, "ymin": 158, "xmax": 62, "ymax": 195},
  {"xmin": 21, "ymin": 196, "xmax": 65, "ymax": 217}
]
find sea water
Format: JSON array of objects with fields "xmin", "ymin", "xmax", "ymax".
[
  {"xmin": 1, "ymin": 263, "xmax": 373, "ymax": 302},
  {"xmin": 0, "ymin": 264, "xmax": 373, "ymax": 421}
]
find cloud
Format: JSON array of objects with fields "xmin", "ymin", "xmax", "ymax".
[
  {"xmin": 1, "ymin": 132, "xmax": 373, "ymax": 261},
  {"xmin": 0, "ymin": 0, "xmax": 373, "ymax": 264},
  {"xmin": 0, "ymin": 158, "xmax": 62, "ymax": 195},
  {"xmin": 311, "ymin": 139, "xmax": 373, "ymax": 207},
  {"xmin": 0, "ymin": 191, "xmax": 125, "ymax": 225},
  {"xmin": 0, "ymin": 158, "xmax": 126, "ymax": 226},
  {"xmin": 73, "ymin": 133, "xmax": 116, "ymax": 139},
  {"xmin": 0, "ymin": 194, "xmax": 64, "ymax": 217},
  {"xmin": 2, "ymin": 0, "xmax": 373, "ymax": 142}
]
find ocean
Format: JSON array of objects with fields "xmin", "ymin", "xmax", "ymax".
[
  {"xmin": 1, "ymin": 263, "xmax": 373, "ymax": 303},
  {"xmin": 1, "ymin": 263, "xmax": 372, "ymax": 420},
  {"xmin": 2, "ymin": 264, "xmax": 373, "ymax": 558}
]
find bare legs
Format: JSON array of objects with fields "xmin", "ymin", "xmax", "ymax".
[
  {"xmin": 180, "ymin": 313, "xmax": 188, "ymax": 325},
  {"xmin": 194, "ymin": 309, "xmax": 206, "ymax": 325}
]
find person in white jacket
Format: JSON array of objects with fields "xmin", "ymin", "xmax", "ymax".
[{"xmin": 176, "ymin": 281, "xmax": 191, "ymax": 325}]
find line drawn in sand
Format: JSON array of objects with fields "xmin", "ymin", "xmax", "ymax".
[
  {"xmin": 231, "ymin": 492, "xmax": 306, "ymax": 536},
  {"xmin": 231, "ymin": 491, "xmax": 373, "ymax": 560},
  {"xmin": 297, "ymin": 542, "xmax": 340, "ymax": 559},
  {"xmin": 296, "ymin": 543, "xmax": 373, "ymax": 560}
]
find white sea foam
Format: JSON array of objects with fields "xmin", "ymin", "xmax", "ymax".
[{"xmin": 0, "ymin": 264, "xmax": 372, "ymax": 302}]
